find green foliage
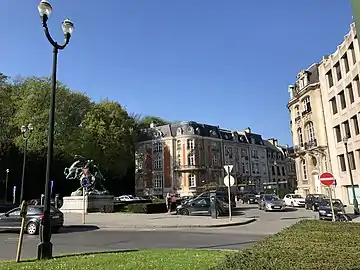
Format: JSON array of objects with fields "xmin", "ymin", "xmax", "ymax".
[
  {"xmin": 137, "ymin": 115, "xmax": 169, "ymax": 129},
  {"xmin": 214, "ymin": 220, "xmax": 360, "ymax": 270},
  {"xmin": 0, "ymin": 250, "xmax": 231, "ymax": 270},
  {"xmin": 127, "ymin": 202, "xmax": 178, "ymax": 213}
]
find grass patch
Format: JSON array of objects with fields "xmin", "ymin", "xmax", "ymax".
[
  {"xmin": 1, "ymin": 250, "xmax": 231, "ymax": 270},
  {"xmin": 214, "ymin": 220, "xmax": 360, "ymax": 270}
]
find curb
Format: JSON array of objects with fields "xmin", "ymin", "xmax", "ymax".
[{"xmin": 69, "ymin": 218, "xmax": 256, "ymax": 229}]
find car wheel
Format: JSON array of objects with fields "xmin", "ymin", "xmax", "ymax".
[
  {"xmin": 26, "ymin": 222, "xmax": 39, "ymax": 235},
  {"xmin": 180, "ymin": 209, "xmax": 189, "ymax": 215}
]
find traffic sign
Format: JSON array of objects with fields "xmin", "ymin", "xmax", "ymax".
[
  {"xmin": 320, "ymin": 172, "xmax": 335, "ymax": 186},
  {"xmin": 81, "ymin": 178, "xmax": 89, "ymax": 188},
  {"xmin": 224, "ymin": 165, "xmax": 233, "ymax": 174},
  {"xmin": 224, "ymin": 175, "xmax": 235, "ymax": 187}
]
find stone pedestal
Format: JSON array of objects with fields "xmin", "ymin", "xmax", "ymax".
[{"xmin": 60, "ymin": 195, "xmax": 114, "ymax": 213}]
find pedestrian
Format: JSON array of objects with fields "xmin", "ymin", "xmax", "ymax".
[{"xmin": 166, "ymin": 193, "xmax": 172, "ymax": 214}]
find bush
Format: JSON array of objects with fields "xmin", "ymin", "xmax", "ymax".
[
  {"xmin": 127, "ymin": 202, "xmax": 177, "ymax": 214},
  {"xmin": 113, "ymin": 203, "xmax": 126, "ymax": 212},
  {"xmin": 213, "ymin": 220, "xmax": 360, "ymax": 270}
]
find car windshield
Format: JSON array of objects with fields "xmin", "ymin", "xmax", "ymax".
[
  {"xmin": 264, "ymin": 195, "xmax": 280, "ymax": 201},
  {"xmin": 292, "ymin": 195, "xmax": 303, "ymax": 199},
  {"xmin": 320, "ymin": 199, "xmax": 343, "ymax": 208}
]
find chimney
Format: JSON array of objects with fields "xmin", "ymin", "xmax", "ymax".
[
  {"xmin": 150, "ymin": 122, "xmax": 156, "ymax": 128},
  {"xmin": 244, "ymin": 127, "xmax": 251, "ymax": 133}
]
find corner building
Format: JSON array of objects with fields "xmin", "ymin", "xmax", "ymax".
[{"xmin": 318, "ymin": 23, "xmax": 360, "ymax": 203}]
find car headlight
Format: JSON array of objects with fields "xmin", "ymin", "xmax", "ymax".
[
  {"xmin": 319, "ymin": 210, "xmax": 326, "ymax": 214},
  {"xmin": 176, "ymin": 205, "xmax": 182, "ymax": 209}
]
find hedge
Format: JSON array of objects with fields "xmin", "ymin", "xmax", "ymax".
[
  {"xmin": 213, "ymin": 220, "xmax": 360, "ymax": 270},
  {"xmin": 127, "ymin": 202, "xmax": 177, "ymax": 214}
]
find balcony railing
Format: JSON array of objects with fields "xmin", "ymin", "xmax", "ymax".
[
  {"xmin": 173, "ymin": 165, "xmax": 207, "ymax": 171},
  {"xmin": 304, "ymin": 139, "xmax": 317, "ymax": 149}
]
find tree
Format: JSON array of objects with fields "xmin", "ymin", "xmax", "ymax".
[
  {"xmin": 137, "ymin": 116, "xmax": 169, "ymax": 130},
  {"xmin": 10, "ymin": 77, "xmax": 92, "ymax": 157},
  {"xmin": 80, "ymin": 100, "xmax": 138, "ymax": 177}
]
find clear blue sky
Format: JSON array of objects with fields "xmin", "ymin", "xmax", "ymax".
[{"xmin": 0, "ymin": 0, "xmax": 353, "ymax": 145}]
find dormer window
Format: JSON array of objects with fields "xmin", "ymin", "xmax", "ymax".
[
  {"xmin": 195, "ymin": 127, "xmax": 200, "ymax": 134},
  {"xmin": 187, "ymin": 126, "xmax": 194, "ymax": 133},
  {"xmin": 177, "ymin": 127, "xmax": 183, "ymax": 136},
  {"xmin": 210, "ymin": 130, "xmax": 217, "ymax": 137}
]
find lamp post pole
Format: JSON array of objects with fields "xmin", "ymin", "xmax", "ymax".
[
  {"xmin": 20, "ymin": 124, "xmax": 34, "ymax": 204},
  {"xmin": 4, "ymin": 169, "xmax": 9, "ymax": 203},
  {"xmin": 343, "ymin": 137, "xmax": 359, "ymax": 215},
  {"xmin": 37, "ymin": 0, "xmax": 74, "ymax": 260}
]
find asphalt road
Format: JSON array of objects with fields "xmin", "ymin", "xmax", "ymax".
[{"xmin": 0, "ymin": 229, "xmax": 265, "ymax": 261}]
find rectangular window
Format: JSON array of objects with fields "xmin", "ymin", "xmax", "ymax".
[
  {"xmin": 355, "ymin": 76, "xmax": 360, "ymax": 97},
  {"xmin": 342, "ymin": 53, "xmax": 350, "ymax": 73},
  {"xmin": 334, "ymin": 62, "xmax": 342, "ymax": 81},
  {"xmin": 282, "ymin": 166, "xmax": 285, "ymax": 176},
  {"xmin": 347, "ymin": 83, "xmax": 355, "ymax": 104},
  {"xmin": 326, "ymin": 70, "xmax": 334, "ymax": 88},
  {"xmin": 348, "ymin": 152, "xmax": 356, "ymax": 170},
  {"xmin": 338, "ymin": 90, "xmax": 346, "ymax": 109},
  {"xmin": 349, "ymin": 43, "xmax": 356, "ymax": 64},
  {"xmin": 153, "ymin": 155, "xmax": 163, "ymax": 169},
  {"xmin": 187, "ymin": 139, "xmax": 194, "ymax": 150},
  {"xmin": 343, "ymin": 120, "xmax": 351, "ymax": 139},
  {"xmin": 334, "ymin": 125, "xmax": 342, "ymax": 143},
  {"xmin": 272, "ymin": 166, "xmax": 275, "ymax": 175},
  {"xmin": 154, "ymin": 174, "xmax": 163, "ymax": 188},
  {"xmin": 351, "ymin": 115, "xmax": 360, "ymax": 135},
  {"xmin": 330, "ymin": 97, "xmax": 338, "ymax": 114},
  {"xmin": 338, "ymin": 154, "xmax": 346, "ymax": 171},
  {"xmin": 277, "ymin": 166, "xmax": 281, "ymax": 175}
]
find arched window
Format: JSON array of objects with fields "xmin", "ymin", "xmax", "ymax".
[
  {"xmin": 305, "ymin": 121, "xmax": 316, "ymax": 142},
  {"xmin": 189, "ymin": 174, "xmax": 196, "ymax": 187},
  {"xmin": 297, "ymin": 128, "xmax": 303, "ymax": 146},
  {"xmin": 302, "ymin": 159, "xmax": 307, "ymax": 179}
]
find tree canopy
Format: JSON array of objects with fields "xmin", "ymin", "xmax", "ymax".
[{"xmin": 0, "ymin": 73, "xmax": 168, "ymax": 197}]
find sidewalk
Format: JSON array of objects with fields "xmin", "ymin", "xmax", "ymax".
[{"xmin": 64, "ymin": 212, "xmax": 256, "ymax": 228}]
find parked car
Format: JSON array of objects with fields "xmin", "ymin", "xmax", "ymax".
[
  {"xmin": 258, "ymin": 194, "xmax": 286, "ymax": 211},
  {"xmin": 242, "ymin": 194, "xmax": 258, "ymax": 204},
  {"xmin": 195, "ymin": 190, "xmax": 236, "ymax": 208},
  {"xmin": 283, "ymin": 194, "xmax": 305, "ymax": 207},
  {"xmin": 0, "ymin": 205, "xmax": 64, "ymax": 235},
  {"xmin": 118, "ymin": 195, "xmax": 138, "ymax": 202},
  {"xmin": 176, "ymin": 197, "xmax": 228, "ymax": 216},
  {"xmin": 305, "ymin": 194, "xmax": 328, "ymax": 211},
  {"xmin": 318, "ymin": 199, "xmax": 347, "ymax": 221},
  {"xmin": 28, "ymin": 197, "xmax": 63, "ymax": 209}
]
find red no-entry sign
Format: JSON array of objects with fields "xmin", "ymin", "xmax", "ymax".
[{"xmin": 320, "ymin": 172, "xmax": 335, "ymax": 186}]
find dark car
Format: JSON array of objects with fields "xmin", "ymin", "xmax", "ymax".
[
  {"xmin": 195, "ymin": 190, "xmax": 236, "ymax": 208},
  {"xmin": 242, "ymin": 194, "xmax": 258, "ymax": 204},
  {"xmin": 305, "ymin": 194, "xmax": 327, "ymax": 211},
  {"xmin": 0, "ymin": 205, "xmax": 64, "ymax": 235},
  {"xmin": 176, "ymin": 197, "xmax": 229, "ymax": 216},
  {"xmin": 318, "ymin": 199, "xmax": 346, "ymax": 221},
  {"xmin": 28, "ymin": 197, "xmax": 63, "ymax": 209}
]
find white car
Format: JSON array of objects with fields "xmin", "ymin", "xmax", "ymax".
[
  {"xmin": 118, "ymin": 195, "xmax": 136, "ymax": 202},
  {"xmin": 283, "ymin": 194, "xmax": 305, "ymax": 207}
]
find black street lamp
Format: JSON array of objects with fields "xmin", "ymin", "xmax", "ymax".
[
  {"xmin": 343, "ymin": 137, "xmax": 359, "ymax": 215},
  {"xmin": 20, "ymin": 123, "xmax": 34, "ymax": 204},
  {"xmin": 37, "ymin": 0, "xmax": 74, "ymax": 260},
  {"xmin": 4, "ymin": 169, "xmax": 9, "ymax": 203}
]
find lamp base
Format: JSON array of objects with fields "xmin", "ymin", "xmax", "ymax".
[{"xmin": 37, "ymin": 241, "xmax": 53, "ymax": 260}]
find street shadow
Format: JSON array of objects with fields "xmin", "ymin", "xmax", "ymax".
[
  {"xmin": 196, "ymin": 240, "xmax": 259, "ymax": 249},
  {"xmin": 283, "ymin": 208, "xmax": 298, "ymax": 212},
  {"xmin": 235, "ymin": 205, "xmax": 258, "ymax": 211},
  {"xmin": 57, "ymin": 225, "xmax": 100, "ymax": 234}
]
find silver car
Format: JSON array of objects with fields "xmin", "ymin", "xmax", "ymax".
[{"xmin": 259, "ymin": 194, "xmax": 286, "ymax": 211}]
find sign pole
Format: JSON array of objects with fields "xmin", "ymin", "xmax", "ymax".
[
  {"xmin": 82, "ymin": 187, "xmax": 86, "ymax": 224},
  {"xmin": 328, "ymin": 187, "xmax": 335, "ymax": 222},
  {"xmin": 227, "ymin": 165, "xmax": 232, "ymax": 222}
]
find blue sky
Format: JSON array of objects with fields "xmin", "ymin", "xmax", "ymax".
[{"xmin": 0, "ymin": 0, "xmax": 354, "ymax": 145}]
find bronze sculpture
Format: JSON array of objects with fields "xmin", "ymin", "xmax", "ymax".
[{"xmin": 64, "ymin": 155, "xmax": 109, "ymax": 196}]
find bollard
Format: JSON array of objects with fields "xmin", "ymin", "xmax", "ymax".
[{"xmin": 40, "ymin": 194, "xmax": 45, "ymax": 205}]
